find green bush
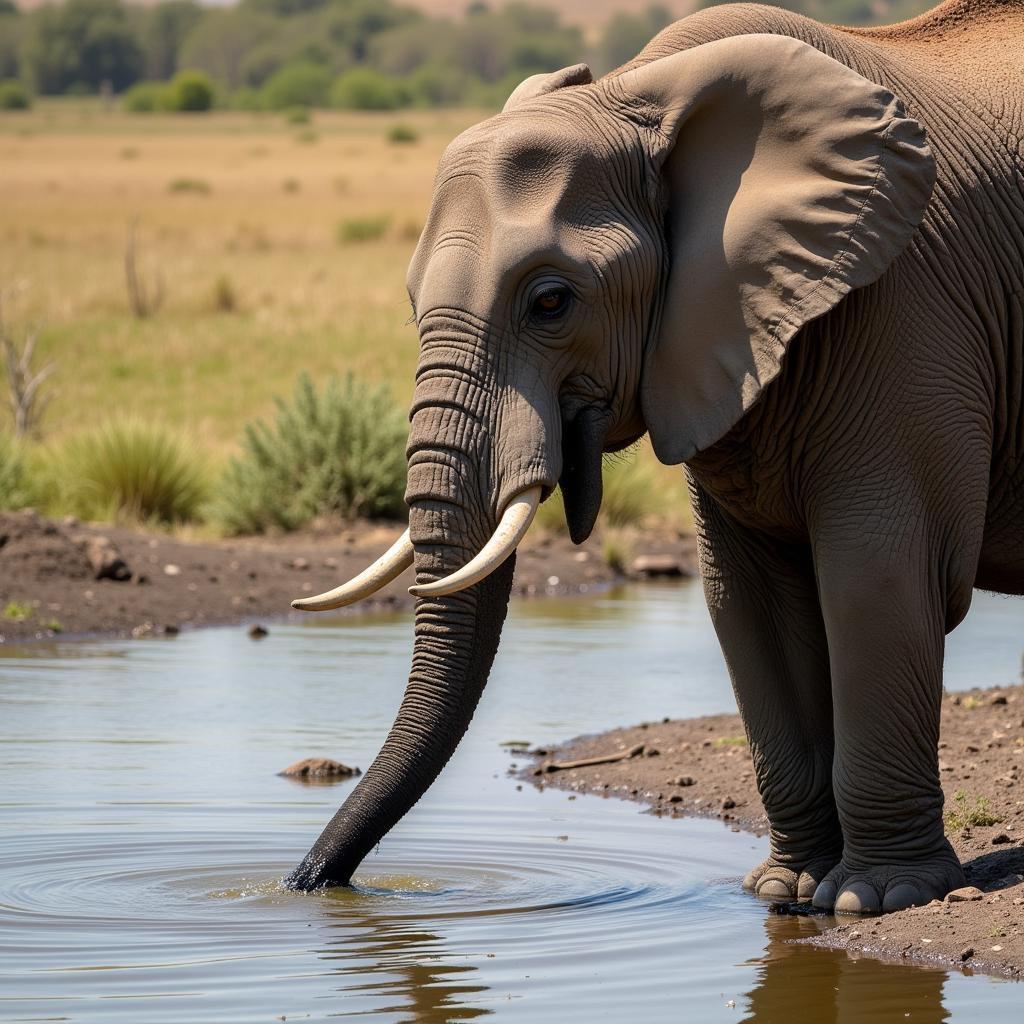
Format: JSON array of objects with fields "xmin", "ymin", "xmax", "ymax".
[
  {"xmin": 336, "ymin": 214, "xmax": 389, "ymax": 243},
  {"xmin": 164, "ymin": 68, "xmax": 215, "ymax": 111},
  {"xmin": 52, "ymin": 420, "xmax": 208, "ymax": 524},
  {"xmin": 0, "ymin": 79, "xmax": 30, "ymax": 109},
  {"xmin": 329, "ymin": 68, "xmax": 408, "ymax": 111},
  {"xmin": 122, "ymin": 79, "xmax": 167, "ymax": 111},
  {"xmin": 0, "ymin": 435, "xmax": 32, "ymax": 509},
  {"xmin": 386, "ymin": 122, "xmax": 417, "ymax": 144},
  {"xmin": 211, "ymin": 373, "xmax": 407, "ymax": 535},
  {"xmin": 260, "ymin": 60, "xmax": 330, "ymax": 110}
]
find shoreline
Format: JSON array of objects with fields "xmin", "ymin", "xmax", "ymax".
[
  {"xmin": 524, "ymin": 685, "xmax": 1024, "ymax": 981},
  {"xmin": 0, "ymin": 508, "xmax": 697, "ymax": 643}
]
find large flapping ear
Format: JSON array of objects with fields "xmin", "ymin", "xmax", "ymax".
[
  {"xmin": 503, "ymin": 63, "xmax": 593, "ymax": 111},
  {"xmin": 611, "ymin": 35, "xmax": 935, "ymax": 464}
]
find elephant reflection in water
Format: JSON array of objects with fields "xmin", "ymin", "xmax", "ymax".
[
  {"xmin": 744, "ymin": 912, "xmax": 948, "ymax": 1024},
  {"xmin": 317, "ymin": 910, "xmax": 489, "ymax": 1022}
]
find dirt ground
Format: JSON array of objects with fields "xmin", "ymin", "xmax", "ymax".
[
  {"xmin": 0, "ymin": 508, "xmax": 696, "ymax": 642},
  {"xmin": 525, "ymin": 684, "xmax": 1024, "ymax": 980}
]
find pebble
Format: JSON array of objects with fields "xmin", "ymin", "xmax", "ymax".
[
  {"xmin": 163, "ymin": 564, "xmax": 181, "ymax": 576},
  {"xmin": 991, "ymin": 832, "xmax": 1012, "ymax": 845},
  {"xmin": 248, "ymin": 624, "xmax": 269, "ymax": 639},
  {"xmin": 960, "ymin": 947, "xmax": 974, "ymax": 961},
  {"xmin": 672, "ymin": 775, "xmax": 696, "ymax": 787}
]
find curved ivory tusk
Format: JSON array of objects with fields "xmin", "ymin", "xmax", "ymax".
[
  {"xmin": 408, "ymin": 487, "xmax": 541, "ymax": 599},
  {"xmin": 291, "ymin": 529, "xmax": 414, "ymax": 611}
]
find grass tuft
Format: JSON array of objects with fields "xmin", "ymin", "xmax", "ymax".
[
  {"xmin": 387, "ymin": 123, "xmax": 418, "ymax": 144},
  {"xmin": 0, "ymin": 435, "xmax": 34, "ymax": 510},
  {"xmin": 51, "ymin": 420, "xmax": 208, "ymax": 524},
  {"xmin": 944, "ymin": 790, "xmax": 1003, "ymax": 830},
  {"xmin": 167, "ymin": 178, "xmax": 211, "ymax": 194},
  {"xmin": 337, "ymin": 215, "xmax": 390, "ymax": 244},
  {"xmin": 210, "ymin": 373, "xmax": 407, "ymax": 535}
]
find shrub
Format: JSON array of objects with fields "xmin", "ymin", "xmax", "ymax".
[
  {"xmin": 260, "ymin": 61, "xmax": 330, "ymax": 110},
  {"xmin": 387, "ymin": 122, "xmax": 417, "ymax": 144},
  {"xmin": 283, "ymin": 104, "xmax": 309, "ymax": 124},
  {"xmin": 168, "ymin": 177, "xmax": 210, "ymax": 194},
  {"xmin": 0, "ymin": 79, "xmax": 30, "ymax": 109},
  {"xmin": 52, "ymin": 420, "xmax": 208, "ymax": 524},
  {"xmin": 944, "ymin": 790, "xmax": 1003, "ymax": 831},
  {"xmin": 0, "ymin": 435, "xmax": 32, "ymax": 510},
  {"xmin": 211, "ymin": 273, "xmax": 237, "ymax": 312},
  {"xmin": 329, "ymin": 68, "xmax": 408, "ymax": 111},
  {"xmin": 122, "ymin": 80, "xmax": 167, "ymax": 112},
  {"xmin": 211, "ymin": 373, "xmax": 407, "ymax": 535},
  {"xmin": 336, "ymin": 215, "xmax": 389, "ymax": 243},
  {"xmin": 164, "ymin": 69, "xmax": 215, "ymax": 112}
]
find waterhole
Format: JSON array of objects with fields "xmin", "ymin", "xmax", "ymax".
[{"xmin": 0, "ymin": 582, "xmax": 1020, "ymax": 1022}]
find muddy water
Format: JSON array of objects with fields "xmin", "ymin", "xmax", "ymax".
[{"xmin": 0, "ymin": 582, "xmax": 1021, "ymax": 1023}]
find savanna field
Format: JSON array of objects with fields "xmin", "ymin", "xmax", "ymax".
[{"xmin": 0, "ymin": 100, "xmax": 691, "ymax": 532}]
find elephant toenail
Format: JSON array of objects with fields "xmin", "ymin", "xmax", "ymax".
[
  {"xmin": 741, "ymin": 871, "xmax": 760, "ymax": 892},
  {"xmin": 882, "ymin": 882, "xmax": 924, "ymax": 912},
  {"xmin": 797, "ymin": 874, "xmax": 819, "ymax": 900},
  {"xmin": 835, "ymin": 881, "xmax": 880, "ymax": 914},
  {"xmin": 812, "ymin": 879, "xmax": 838, "ymax": 910},
  {"xmin": 757, "ymin": 877, "xmax": 794, "ymax": 900}
]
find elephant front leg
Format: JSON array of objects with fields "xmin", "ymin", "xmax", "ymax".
[
  {"xmin": 811, "ymin": 544, "xmax": 966, "ymax": 914},
  {"xmin": 694, "ymin": 486, "xmax": 842, "ymax": 901}
]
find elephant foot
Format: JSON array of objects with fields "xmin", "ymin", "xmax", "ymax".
[
  {"xmin": 742, "ymin": 852, "xmax": 840, "ymax": 901},
  {"xmin": 811, "ymin": 845, "xmax": 965, "ymax": 914}
]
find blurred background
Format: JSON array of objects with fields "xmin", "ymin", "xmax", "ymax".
[{"xmin": 0, "ymin": 0, "xmax": 933, "ymax": 541}]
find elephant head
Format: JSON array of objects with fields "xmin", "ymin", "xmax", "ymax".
[{"xmin": 285, "ymin": 34, "xmax": 934, "ymax": 890}]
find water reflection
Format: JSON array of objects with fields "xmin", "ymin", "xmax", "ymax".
[
  {"xmin": 0, "ymin": 582, "xmax": 1019, "ymax": 1022},
  {"xmin": 745, "ymin": 912, "xmax": 948, "ymax": 1024}
]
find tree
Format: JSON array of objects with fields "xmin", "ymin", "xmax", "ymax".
[
  {"xmin": 140, "ymin": 0, "xmax": 202, "ymax": 80},
  {"xmin": 177, "ymin": 8, "xmax": 274, "ymax": 90},
  {"xmin": 594, "ymin": 6, "xmax": 672, "ymax": 74},
  {"xmin": 259, "ymin": 59, "xmax": 330, "ymax": 108},
  {"xmin": 22, "ymin": 0, "xmax": 142, "ymax": 94}
]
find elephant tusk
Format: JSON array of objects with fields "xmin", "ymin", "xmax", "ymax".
[
  {"xmin": 291, "ymin": 529, "xmax": 414, "ymax": 611},
  {"xmin": 409, "ymin": 486, "xmax": 541, "ymax": 599}
]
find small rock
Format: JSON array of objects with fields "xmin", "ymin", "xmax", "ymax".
[
  {"xmin": 960, "ymin": 947, "xmax": 974, "ymax": 961},
  {"xmin": 131, "ymin": 572, "xmax": 149, "ymax": 586},
  {"xmin": 322, "ymin": 556, "xmax": 338, "ymax": 569},
  {"xmin": 946, "ymin": 886, "xmax": 984, "ymax": 902},
  {"xmin": 721, "ymin": 797, "xmax": 736, "ymax": 810},
  {"xmin": 163, "ymin": 564, "xmax": 181, "ymax": 576},
  {"xmin": 991, "ymin": 944, "xmax": 1004, "ymax": 952},
  {"xmin": 630, "ymin": 554, "xmax": 685, "ymax": 578},
  {"xmin": 673, "ymin": 775, "xmax": 696, "ymax": 787},
  {"xmin": 290, "ymin": 557, "xmax": 310, "ymax": 571},
  {"xmin": 248, "ymin": 624, "xmax": 269, "ymax": 639},
  {"xmin": 78, "ymin": 534, "xmax": 131, "ymax": 581},
  {"xmin": 645, "ymin": 747, "xmax": 660, "ymax": 757},
  {"xmin": 278, "ymin": 757, "xmax": 361, "ymax": 779},
  {"xmin": 991, "ymin": 832, "xmax": 1012, "ymax": 845},
  {"xmin": 161, "ymin": 624, "xmax": 180, "ymax": 637},
  {"xmin": 991, "ymin": 694, "xmax": 1008, "ymax": 705},
  {"xmin": 668, "ymin": 794, "xmax": 683, "ymax": 803}
]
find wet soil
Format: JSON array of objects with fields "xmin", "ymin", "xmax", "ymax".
[
  {"xmin": 0, "ymin": 509, "xmax": 696, "ymax": 642},
  {"xmin": 525, "ymin": 684, "xmax": 1024, "ymax": 980}
]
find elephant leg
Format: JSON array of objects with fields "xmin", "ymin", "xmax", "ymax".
[
  {"xmin": 810, "ymin": 533, "xmax": 967, "ymax": 914},
  {"xmin": 692, "ymin": 481, "xmax": 841, "ymax": 900}
]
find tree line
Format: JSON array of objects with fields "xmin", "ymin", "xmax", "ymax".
[{"xmin": 0, "ymin": 0, "xmax": 929, "ymax": 111}]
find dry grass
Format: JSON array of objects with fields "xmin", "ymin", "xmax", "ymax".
[{"xmin": 0, "ymin": 99, "xmax": 692, "ymax": 531}]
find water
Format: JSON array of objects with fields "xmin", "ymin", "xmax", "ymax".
[{"xmin": 0, "ymin": 581, "xmax": 1021, "ymax": 1023}]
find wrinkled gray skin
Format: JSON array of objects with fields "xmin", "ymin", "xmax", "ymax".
[{"xmin": 287, "ymin": 0, "xmax": 1024, "ymax": 914}]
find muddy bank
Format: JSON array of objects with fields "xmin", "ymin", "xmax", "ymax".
[
  {"xmin": 525, "ymin": 684, "xmax": 1024, "ymax": 980},
  {"xmin": 0, "ymin": 509, "xmax": 696, "ymax": 642}
]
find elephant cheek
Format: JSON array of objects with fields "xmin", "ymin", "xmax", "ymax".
[{"xmin": 559, "ymin": 406, "xmax": 611, "ymax": 544}]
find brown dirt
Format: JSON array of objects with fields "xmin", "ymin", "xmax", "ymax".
[
  {"xmin": 0, "ymin": 508, "xmax": 697, "ymax": 642},
  {"xmin": 525, "ymin": 683, "xmax": 1024, "ymax": 980}
]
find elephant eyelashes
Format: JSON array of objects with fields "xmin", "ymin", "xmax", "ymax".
[{"xmin": 530, "ymin": 286, "xmax": 571, "ymax": 320}]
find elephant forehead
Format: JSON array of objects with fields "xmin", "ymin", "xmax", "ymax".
[{"xmin": 438, "ymin": 116, "xmax": 595, "ymax": 222}]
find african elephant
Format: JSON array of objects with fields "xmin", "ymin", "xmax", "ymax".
[{"xmin": 285, "ymin": 0, "xmax": 1024, "ymax": 915}]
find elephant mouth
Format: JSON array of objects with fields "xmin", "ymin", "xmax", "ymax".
[{"xmin": 558, "ymin": 405, "xmax": 613, "ymax": 545}]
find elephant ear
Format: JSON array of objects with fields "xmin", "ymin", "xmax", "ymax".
[
  {"xmin": 503, "ymin": 63, "xmax": 593, "ymax": 111},
  {"xmin": 613, "ymin": 34, "xmax": 935, "ymax": 464}
]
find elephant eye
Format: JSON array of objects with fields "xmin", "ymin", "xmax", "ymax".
[{"xmin": 531, "ymin": 286, "xmax": 571, "ymax": 320}]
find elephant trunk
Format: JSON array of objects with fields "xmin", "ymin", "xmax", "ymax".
[{"xmin": 285, "ymin": 379, "xmax": 518, "ymax": 891}]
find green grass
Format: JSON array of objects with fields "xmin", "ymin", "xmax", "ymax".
[
  {"xmin": 337, "ymin": 215, "xmax": 391, "ymax": 244},
  {"xmin": 48, "ymin": 420, "xmax": 209, "ymax": 525},
  {"xmin": 944, "ymin": 790, "xmax": 1003, "ymax": 831},
  {"xmin": 2, "ymin": 600, "xmax": 32, "ymax": 622},
  {"xmin": 0, "ymin": 435, "xmax": 34, "ymax": 510},
  {"xmin": 712, "ymin": 735, "xmax": 748, "ymax": 749}
]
